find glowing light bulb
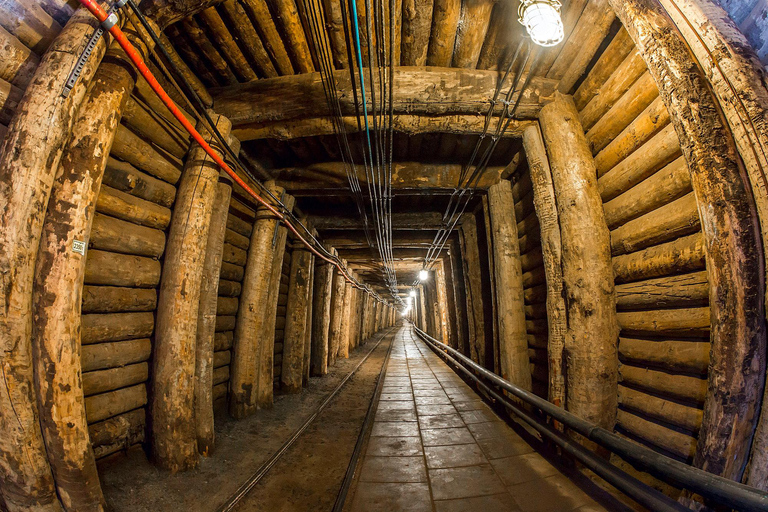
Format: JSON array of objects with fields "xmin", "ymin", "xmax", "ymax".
[
  {"xmin": 409, "ymin": 290, "xmax": 416, "ymax": 298},
  {"xmin": 518, "ymin": 0, "xmax": 564, "ymax": 47},
  {"xmin": 418, "ymin": 269, "xmax": 429, "ymax": 281}
]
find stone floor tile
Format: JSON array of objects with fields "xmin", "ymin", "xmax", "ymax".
[
  {"xmin": 414, "ymin": 395, "xmax": 452, "ymax": 405},
  {"xmin": 425, "ymin": 443, "xmax": 488, "ymax": 469},
  {"xmin": 416, "ymin": 404, "xmax": 457, "ymax": 416},
  {"xmin": 412, "ymin": 382, "xmax": 444, "ymax": 390},
  {"xmin": 453, "ymin": 400, "xmax": 488, "ymax": 412},
  {"xmin": 366, "ymin": 436, "xmax": 424, "ymax": 457},
  {"xmin": 429, "ymin": 464, "xmax": 507, "ymax": 500},
  {"xmin": 460, "ymin": 408, "xmax": 502, "ymax": 424},
  {"xmin": 371, "ymin": 421, "xmax": 421, "ymax": 437},
  {"xmin": 359, "ymin": 456, "xmax": 428, "ymax": 483},
  {"xmin": 413, "ymin": 388, "xmax": 449, "ymax": 397},
  {"xmin": 382, "ymin": 385, "xmax": 413, "ymax": 394},
  {"xmin": 418, "ymin": 413, "xmax": 465, "ymax": 429},
  {"xmin": 380, "ymin": 393, "xmax": 413, "ymax": 401},
  {"xmin": 509, "ymin": 474, "xmax": 601, "ymax": 512},
  {"xmin": 434, "ymin": 493, "xmax": 521, "ymax": 512},
  {"xmin": 421, "ymin": 426, "xmax": 476, "ymax": 446},
  {"xmin": 375, "ymin": 409, "xmax": 418, "ymax": 422},
  {"xmin": 490, "ymin": 453, "xmax": 562, "ymax": 486},
  {"xmin": 349, "ymin": 482, "xmax": 432, "ymax": 512},
  {"xmin": 377, "ymin": 400, "xmax": 415, "ymax": 411}
]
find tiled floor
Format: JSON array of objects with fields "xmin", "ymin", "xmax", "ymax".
[{"xmin": 348, "ymin": 325, "xmax": 610, "ymax": 512}]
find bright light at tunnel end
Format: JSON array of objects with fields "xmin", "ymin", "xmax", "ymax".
[
  {"xmin": 409, "ymin": 289, "xmax": 417, "ymax": 298},
  {"xmin": 418, "ymin": 269, "xmax": 429, "ymax": 281},
  {"xmin": 518, "ymin": 0, "xmax": 564, "ymax": 47}
]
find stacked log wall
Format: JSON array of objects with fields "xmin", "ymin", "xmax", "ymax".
[
  {"xmin": 273, "ymin": 248, "xmax": 292, "ymax": 386},
  {"xmin": 213, "ymin": 197, "xmax": 255, "ymax": 406},
  {"xmin": 81, "ymin": 89, "xmax": 192, "ymax": 458},
  {"xmin": 573, "ymin": 29, "xmax": 709, "ymax": 468},
  {"xmin": 511, "ymin": 167, "xmax": 549, "ymax": 398}
]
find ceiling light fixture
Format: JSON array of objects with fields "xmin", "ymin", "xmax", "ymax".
[
  {"xmin": 418, "ymin": 270, "xmax": 429, "ymax": 281},
  {"xmin": 410, "ymin": 290, "xmax": 417, "ymax": 298},
  {"xmin": 518, "ymin": 0, "xmax": 564, "ymax": 47}
]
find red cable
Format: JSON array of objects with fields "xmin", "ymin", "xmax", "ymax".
[{"xmin": 76, "ymin": 0, "xmax": 380, "ymax": 298}]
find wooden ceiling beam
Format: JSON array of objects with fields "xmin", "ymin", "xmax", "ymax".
[
  {"xmin": 311, "ymin": 212, "xmax": 445, "ymax": 230},
  {"xmin": 211, "ymin": 66, "xmax": 557, "ymax": 126}
]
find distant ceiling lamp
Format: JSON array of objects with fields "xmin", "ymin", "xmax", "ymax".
[
  {"xmin": 518, "ymin": 0, "xmax": 564, "ymax": 47},
  {"xmin": 418, "ymin": 269, "xmax": 429, "ymax": 281},
  {"xmin": 410, "ymin": 290, "xmax": 417, "ymax": 298}
]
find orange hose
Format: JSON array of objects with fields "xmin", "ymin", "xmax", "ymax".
[{"xmin": 76, "ymin": 0, "xmax": 381, "ymax": 300}]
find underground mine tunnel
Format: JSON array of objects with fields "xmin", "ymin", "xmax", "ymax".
[{"xmin": 3, "ymin": 0, "xmax": 768, "ymax": 510}]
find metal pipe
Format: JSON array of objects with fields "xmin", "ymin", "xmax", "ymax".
[{"xmin": 413, "ymin": 326, "xmax": 768, "ymax": 512}]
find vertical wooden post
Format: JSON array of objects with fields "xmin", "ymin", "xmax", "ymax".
[
  {"xmin": 346, "ymin": 285, "xmax": 360, "ymax": 350},
  {"xmin": 282, "ymin": 239, "xmax": 313, "ymax": 393},
  {"xmin": 487, "ymin": 179, "xmax": 532, "ymax": 391},
  {"xmin": 337, "ymin": 282, "xmax": 354, "ymax": 359},
  {"xmin": 608, "ymin": 0, "xmax": 767, "ymax": 491},
  {"xmin": 419, "ymin": 286, "xmax": 427, "ymax": 331},
  {"xmin": 311, "ymin": 248, "xmax": 334, "ymax": 376},
  {"xmin": 522, "ymin": 124, "xmax": 567, "ymax": 409},
  {"xmin": 440, "ymin": 256, "xmax": 460, "ymax": 349},
  {"xmin": 449, "ymin": 240, "xmax": 469, "ymax": 354},
  {"xmin": 302, "ymin": 239, "xmax": 316, "ymax": 385},
  {"xmin": 459, "ymin": 214, "xmax": 487, "ymax": 365},
  {"xmin": 539, "ymin": 92, "xmax": 619, "ymax": 430},
  {"xmin": 0, "ymin": 9, "xmax": 116, "ymax": 510},
  {"xmin": 153, "ymin": 113, "xmax": 232, "ymax": 471},
  {"xmin": 328, "ymin": 264, "xmax": 347, "ymax": 366},
  {"xmin": 195, "ymin": 172, "xmax": 233, "ymax": 456},
  {"xmin": 30, "ymin": 24, "xmax": 153, "ymax": 508},
  {"xmin": 230, "ymin": 182, "xmax": 285, "ymax": 418}
]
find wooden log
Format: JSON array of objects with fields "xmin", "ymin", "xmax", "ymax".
[
  {"xmin": 620, "ymin": 364, "xmax": 707, "ymax": 406},
  {"xmin": 451, "ymin": 0, "xmax": 494, "ymax": 68},
  {"xmin": 0, "ymin": 9, "xmax": 111, "ymax": 508},
  {"xmin": 81, "ymin": 312, "xmax": 155, "ymax": 345},
  {"xmin": 220, "ymin": 261, "xmax": 244, "ymax": 281},
  {"xmin": 181, "ymin": 16, "xmax": 238, "ymax": 84},
  {"xmin": 216, "ymin": 316, "xmax": 237, "ymax": 333},
  {"xmin": 199, "ymin": 6, "xmax": 261, "ymax": 81},
  {"xmin": 459, "ymin": 215, "xmax": 488, "ymax": 366},
  {"xmin": 90, "ymin": 212, "xmax": 166, "ymax": 258},
  {"xmin": 619, "ymin": 385, "xmax": 702, "ymax": 434},
  {"xmin": 227, "ymin": 213, "xmax": 253, "ymax": 238},
  {"xmin": 195, "ymin": 179, "xmax": 232, "ymax": 457},
  {"xmin": 151, "ymin": 113, "xmax": 231, "ymax": 471},
  {"xmin": 81, "ymin": 338, "xmax": 152, "ymax": 373},
  {"xmin": 268, "ymin": 0, "xmax": 314, "ymax": 73},
  {"xmin": 0, "ymin": 0, "xmax": 61, "ymax": 54},
  {"xmin": 121, "ymin": 98, "xmax": 188, "ymax": 159},
  {"xmin": 619, "ymin": 337, "xmax": 709, "ymax": 375},
  {"xmin": 610, "ymin": 192, "xmax": 700, "ymax": 256},
  {"xmin": 524, "ymin": 283, "xmax": 547, "ymax": 305},
  {"xmin": 213, "ymin": 351, "xmax": 232, "ymax": 368},
  {"xmin": 0, "ymin": 76, "xmax": 22, "ymax": 125},
  {"xmin": 225, "ymin": 228, "xmax": 250, "ymax": 250},
  {"xmin": 84, "ymin": 250, "xmax": 161, "ymax": 288},
  {"xmin": 214, "ymin": 331, "xmax": 234, "ymax": 351},
  {"xmin": 217, "ymin": 280, "xmax": 242, "ymax": 297},
  {"xmin": 617, "ymin": 307, "xmax": 710, "ymax": 338},
  {"xmin": 311, "ymin": 256, "xmax": 335, "ymax": 376},
  {"xmin": 0, "ymin": 25, "xmax": 38, "ymax": 88},
  {"xmin": 613, "ymin": 233, "xmax": 706, "ymax": 284},
  {"xmin": 594, "ymin": 97, "xmax": 670, "ymax": 174},
  {"xmin": 213, "ymin": 366, "xmax": 230, "ymax": 386},
  {"xmin": 522, "ymin": 266, "xmax": 546, "ymax": 289},
  {"xmin": 82, "ymin": 363, "xmax": 149, "ymax": 397},
  {"xmin": 603, "ymin": 157, "xmax": 690, "ymax": 229},
  {"xmin": 573, "ymin": 27, "xmax": 635, "ymax": 110},
  {"xmin": 599, "ymin": 124, "xmax": 681, "ymax": 201},
  {"xmin": 320, "ymin": 0, "xmax": 348, "ymax": 69},
  {"xmin": 231, "ymin": 183, "xmax": 287, "ymax": 417},
  {"xmin": 337, "ymin": 282, "xmax": 354, "ymax": 359},
  {"xmin": 281, "ymin": 246, "xmax": 313, "ymax": 392},
  {"xmin": 96, "ymin": 184, "xmax": 172, "ymax": 230},
  {"xmin": 327, "ymin": 267, "xmax": 348, "ymax": 367},
  {"xmin": 112, "ymin": 125, "xmax": 183, "ymax": 185},
  {"xmin": 617, "ymin": 409, "xmax": 697, "ymax": 460},
  {"xmin": 520, "ymin": 247, "xmax": 543, "ymax": 273},
  {"xmin": 81, "ymin": 286, "xmax": 157, "ymax": 313},
  {"xmin": 89, "ymin": 409, "xmax": 145, "ymax": 459},
  {"xmin": 213, "ymin": 383, "xmax": 227, "ymax": 402},
  {"xmin": 239, "ymin": 0, "xmax": 294, "ymax": 75},
  {"xmin": 586, "ymin": 73, "xmax": 660, "ymax": 156},
  {"xmin": 488, "ymin": 180, "xmax": 531, "ymax": 392},
  {"xmin": 302, "ymin": 250, "xmax": 315, "ymax": 382},
  {"xmin": 222, "ymin": 242, "xmax": 248, "ymax": 266},
  {"xmin": 539, "ymin": 94, "xmax": 618, "ymax": 429},
  {"xmin": 579, "ymin": 50, "xmax": 647, "ymax": 130},
  {"xmin": 525, "ymin": 303, "xmax": 548, "ymax": 319},
  {"xmin": 427, "ymin": 0, "xmax": 460, "ymax": 67},
  {"xmin": 103, "ymin": 157, "xmax": 176, "ymax": 208},
  {"xmin": 615, "ymin": 272, "xmax": 708, "ymax": 311},
  {"xmin": 157, "ymin": 31, "xmax": 213, "ymax": 106},
  {"xmin": 85, "ymin": 384, "xmax": 147, "ymax": 424}
]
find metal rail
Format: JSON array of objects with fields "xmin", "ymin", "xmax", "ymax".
[{"xmin": 412, "ymin": 326, "xmax": 768, "ymax": 512}]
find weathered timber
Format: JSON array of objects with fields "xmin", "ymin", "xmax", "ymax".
[
  {"xmin": 401, "ymin": 0, "xmax": 434, "ymax": 65},
  {"xmin": 112, "ymin": 125, "xmax": 183, "ymax": 185},
  {"xmin": 225, "ymin": 228, "xmax": 250, "ymax": 251},
  {"xmin": 103, "ymin": 157, "xmax": 176, "ymax": 208},
  {"xmin": 620, "ymin": 364, "xmax": 707, "ymax": 406},
  {"xmin": 81, "ymin": 313, "xmax": 155, "ymax": 345},
  {"xmin": 0, "ymin": 25, "xmax": 39, "ymax": 88},
  {"xmin": 81, "ymin": 338, "xmax": 152, "ymax": 373},
  {"xmin": 610, "ymin": 192, "xmax": 700, "ymax": 256},
  {"xmin": 81, "ymin": 286, "xmax": 157, "ymax": 314},
  {"xmin": 573, "ymin": 27, "xmax": 635, "ymax": 110},
  {"xmin": 603, "ymin": 157, "xmax": 690, "ymax": 229},
  {"xmin": 215, "ymin": 331, "xmax": 234, "ymax": 351},
  {"xmin": 217, "ymin": 280, "xmax": 242, "ymax": 298},
  {"xmin": 88, "ymin": 408, "xmax": 145, "ymax": 459},
  {"xmin": 199, "ymin": 6, "xmax": 261, "ymax": 81},
  {"xmin": 487, "ymin": 180, "xmax": 531, "ymax": 392},
  {"xmin": 617, "ymin": 307, "xmax": 710, "ymax": 338},
  {"xmin": 84, "ymin": 250, "xmax": 161, "ymax": 288},
  {"xmin": 181, "ymin": 16, "xmax": 237, "ymax": 84},
  {"xmin": 327, "ymin": 267, "xmax": 348, "ymax": 367},
  {"xmin": 619, "ymin": 384, "xmax": 703, "ymax": 433},
  {"xmin": 195, "ymin": 179, "xmax": 232, "ymax": 457},
  {"xmin": 281, "ymin": 244, "xmax": 313, "ymax": 392},
  {"xmin": 121, "ymin": 97, "xmax": 188, "ymax": 159},
  {"xmin": 220, "ymin": 262, "xmax": 244, "ymax": 282},
  {"xmin": 216, "ymin": 316, "xmax": 237, "ymax": 332},
  {"xmin": 539, "ymin": 94, "xmax": 618, "ymax": 429},
  {"xmin": 612, "ymin": 233, "xmax": 706, "ymax": 284},
  {"xmin": 90, "ymin": 212, "xmax": 166, "ymax": 258},
  {"xmin": 580, "ymin": 50, "xmax": 647, "ymax": 130},
  {"xmin": 459, "ymin": 215, "xmax": 487, "ymax": 366},
  {"xmin": 0, "ymin": 0, "xmax": 61, "ymax": 54},
  {"xmin": 213, "ymin": 351, "xmax": 231, "ymax": 368},
  {"xmin": 451, "ymin": 0, "xmax": 494, "ymax": 68},
  {"xmin": 85, "ymin": 384, "xmax": 147, "ymax": 424},
  {"xmin": 617, "ymin": 409, "xmax": 697, "ymax": 460},
  {"xmin": 615, "ymin": 272, "xmax": 709, "ymax": 310},
  {"xmin": 82, "ymin": 363, "xmax": 148, "ymax": 397},
  {"xmin": 96, "ymin": 184, "xmax": 171, "ymax": 230},
  {"xmin": 222, "ymin": 243, "xmax": 247, "ymax": 266},
  {"xmin": 618, "ymin": 337, "xmax": 709, "ymax": 375},
  {"xmin": 427, "ymin": 0, "xmax": 460, "ymax": 67},
  {"xmin": 337, "ymin": 282, "xmax": 354, "ymax": 359}
]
